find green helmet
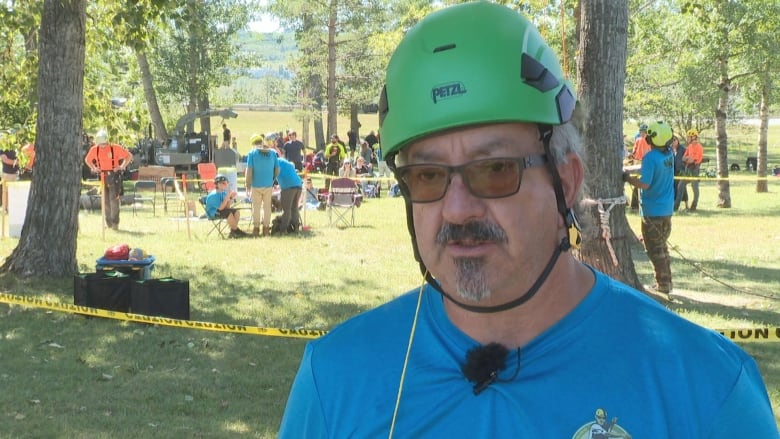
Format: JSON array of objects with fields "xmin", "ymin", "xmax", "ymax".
[
  {"xmin": 646, "ymin": 121, "xmax": 673, "ymax": 148},
  {"xmin": 379, "ymin": 2, "xmax": 575, "ymax": 157}
]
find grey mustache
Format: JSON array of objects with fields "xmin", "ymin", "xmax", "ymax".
[{"xmin": 436, "ymin": 222, "xmax": 508, "ymax": 244}]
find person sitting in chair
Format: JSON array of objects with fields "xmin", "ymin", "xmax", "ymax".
[{"xmin": 205, "ymin": 174, "xmax": 248, "ymax": 239}]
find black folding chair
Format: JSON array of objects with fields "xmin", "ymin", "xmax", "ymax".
[{"xmin": 198, "ymin": 196, "xmax": 229, "ymax": 238}]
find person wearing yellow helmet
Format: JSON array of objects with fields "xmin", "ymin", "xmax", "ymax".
[
  {"xmin": 280, "ymin": 4, "xmax": 777, "ymax": 438},
  {"xmin": 245, "ymin": 133, "xmax": 279, "ymax": 236},
  {"xmin": 623, "ymin": 121, "xmax": 675, "ymax": 295},
  {"xmin": 676, "ymin": 128, "xmax": 704, "ymax": 211}
]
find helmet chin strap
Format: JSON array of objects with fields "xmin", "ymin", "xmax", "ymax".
[{"xmin": 391, "ymin": 125, "xmax": 581, "ymax": 314}]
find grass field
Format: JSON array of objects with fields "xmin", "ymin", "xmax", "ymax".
[
  {"xmin": 0, "ymin": 114, "xmax": 778, "ymax": 437},
  {"xmin": 219, "ymin": 110, "xmax": 380, "ymax": 156}
]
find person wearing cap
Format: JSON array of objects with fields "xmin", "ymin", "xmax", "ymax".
[
  {"xmin": 83, "ymin": 129, "xmax": 132, "ymax": 230},
  {"xmin": 338, "ymin": 158, "xmax": 356, "ymax": 178},
  {"xmin": 623, "ymin": 121, "xmax": 675, "ymax": 296},
  {"xmin": 204, "ymin": 174, "xmax": 247, "ymax": 238},
  {"xmin": 245, "ymin": 133, "xmax": 279, "ymax": 237},
  {"xmin": 279, "ymin": 3, "xmax": 777, "ymax": 437}
]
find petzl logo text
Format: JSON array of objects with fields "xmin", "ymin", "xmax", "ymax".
[{"xmin": 432, "ymin": 82, "xmax": 467, "ymax": 103}]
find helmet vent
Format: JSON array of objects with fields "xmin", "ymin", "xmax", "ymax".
[
  {"xmin": 378, "ymin": 85, "xmax": 389, "ymax": 127},
  {"xmin": 433, "ymin": 43, "xmax": 456, "ymax": 53},
  {"xmin": 521, "ymin": 53, "xmax": 559, "ymax": 92}
]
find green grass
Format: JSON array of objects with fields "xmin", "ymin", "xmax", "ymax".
[
  {"xmin": 1, "ymin": 125, "xmax": 779, "ymax": 437},
  {"xmin": 222, "ymin": 110, "xmax": 380, "ymax": 156}
]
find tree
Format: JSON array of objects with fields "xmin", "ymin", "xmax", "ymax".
[
  {"xmin": 267, "ymin": 0, "xmax": 388, "ymax": 148},
  {"xmin": 575, "ymin": 0, "xmax": 643, "ymax": 288},
  {"xmin": 1, "ymin": 0, "xmax": 86, "ymax": 277}
]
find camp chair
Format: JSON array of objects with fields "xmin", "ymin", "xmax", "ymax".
[
  {"xmin": 198, "ymin": 196, "xmax": 229, "ymax": 239},
  {"xmin": 327, "ymin": 177, "xmax": 362, "ymax": 227},
  {"xmin": 197, "ymin": 162, "xmax": 217, "ymax": 193},
  {"xmin": 160, "ymin": 177, "xmax": 186, "ymax": 215},
  {"xmin": 132, "ymin": 180, "xmax": 157, "ymax": 216}
]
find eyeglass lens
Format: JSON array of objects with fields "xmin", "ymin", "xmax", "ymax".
[{"xmin": 397, "ymin": 154, "xmax": 546, "ymax": 203}]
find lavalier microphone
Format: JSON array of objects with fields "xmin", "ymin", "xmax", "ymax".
[{"xmin": 461, "ymin": 343, "xmax": 520, "ymax": 395}]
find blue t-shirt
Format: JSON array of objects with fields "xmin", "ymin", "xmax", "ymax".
[
  {"xmin": 279, "ymin": 270, "xmax": 778, "ymax": 438},
  {"xmin": 204, "ymin": 189, "xmax": 227, "ymax": 219},
  {"xmin": 639, "ymin": 147, "xmax": 674, "ymax": 217},
  {"xmin": 246, "ymin": 148, "xmax": 278, "ymax": 188},
  {"xmin": 276, "ymin": 158, "xmax": 302, "ymax": 190}
]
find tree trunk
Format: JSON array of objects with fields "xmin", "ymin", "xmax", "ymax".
[
  {"xmin": 714, "ymin": 75, "xmax": 731, "ymax": 208},
  {"xmin": 135, "ymin": 50, "xmax": 168, "ymax": 141},
  {"xmin": 1, "ymin": 0, "xmax": 85, "ymax": 277},
  {"xmin": 756, "ymin": 68, "xmax": 769, "ymax": 193},
  {"xmin": 576, "ymin": 0, "xmax": 642, "ymax": 288},
  {"xmin": 350, "ymin": 103, "xmax": 360, "ymax": 141},
  {"xmin": 326, "ymin": 0, "xmax": 338, "ymax": 138},
  {"xmin": 312, "ymin": 73, "xmax": 325, "ymax": 151},
  {"xmin": 714, "ymin": 36, "xmax": 731, "ymax": 208}
]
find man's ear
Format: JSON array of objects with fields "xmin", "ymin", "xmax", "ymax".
[{"xmin": 557, "ymin": 152, "xmax": 584, "ymax": 207}]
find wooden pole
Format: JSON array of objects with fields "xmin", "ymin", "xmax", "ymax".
[
  {"xmin": 182, "ymin": 174, "xmax": 191, "ymax": 240},
  {"xmin": 100, "ymin": 173, "xmax": 106, "ymax": 240}
]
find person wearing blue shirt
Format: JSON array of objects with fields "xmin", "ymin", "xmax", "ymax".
[
  {"xmin": 279, "ymin": 3, "xmax": 777, "ymax": 438},
  {"xmin": 623, "ymin": 121, "xmax": 675, "ymax": 296},
  {"xmin": 275, "ymin": 157, "xmax": 302, "ymax": 234},
  {"xmin": 245, "ymin": 133, "xmax": 279, "ymax": 237},
  {"xmin": 204, "ymin": 174, "xmax": 247, "ymax": 239}
]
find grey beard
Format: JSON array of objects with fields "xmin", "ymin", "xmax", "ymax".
[{"xmin": 453, "ymin": 257, "xmax": 491, "ymax": 302}]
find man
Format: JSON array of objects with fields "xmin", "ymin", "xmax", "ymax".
[
  {"xmin": 676, "ymin": 128, "xmax": 704, "ymax": 211},
  {"xmin": 623, "ymin": 121, "xmax": 675, "ymax": 296},
  {"xmin": 221, "ymin": 123, "xmax": 231, "ymax": 149},
  {"xmin": 282, "ymin": 130, "xmax": 305, "ymax": 171},
  {"xmin": 275, "ymin": 157, "xmax": 302, "ymax": 234},
  {"xmin": 245, "ymin": 133, "xmax": 279, "ymax": 237},
  {"xmin": 84, "ymin": 129, "xmax": 132, "ymax": 230},
  {"xmin": 364, "ymin": 129, "xmax": 378, "ymax": 150},
  {"xmin": 279, "ymin": 3, "xmax": 777, "ymax": 437},
  {"xmin": 204, "ymin": 174, "xmax": 247, "ymax": 239}
]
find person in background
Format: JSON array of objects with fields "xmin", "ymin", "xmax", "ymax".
[
  {"xmin": 338, "ymin": 158, "xmax": 356, "ymax": 178},
  {"xmin": 84, "ymin": 129, "xmax": 132, "ymax": 230},
  {"xmin": 670, "ymin": 135, "xmax": 688, "ymax": 211},
  {"xmin": 364, "ymin": 130, "xmax": 378, "ymax": 150},
  {"xmin": 676, "ymin": 128, "xmax": 704, "ymax": 211},
  {"xmin": 373, "ymin": 140, "xmax": 395, "ymax": 190},
  {"xmin": 20, "ymin": 142, "xmax": 35, "ymax": 178},
  {"xmin": 279, "ymin": 3, "xmax": 777, "ymax": 437},
  {"xmin": 0, "ymin": 144, "xmax": 20, "ymax": 183},
  {"xmin": 205, "ymin": 174, "xmax": 247, "ymax": 239},
  {"xmin": 276, "ymin": 157, "xmax": 302, "ymax": 234},
  {"xmin": 623, "ymin": 121, "xmax": 676, "ymax": 296},
  {"xmin": 283, "ymin": 130, "xmax": 305, "ymax": 171},
  {"xmin": 245, "ymin": 133, "xmax": 279, "ymax": 237},
  {"xmin": 222, "ymin": 123, "xmax": 231, "ymax": 149},
  {"xmin": 347, "ymin": 129, "xmax": 358, "ymax": 153}
]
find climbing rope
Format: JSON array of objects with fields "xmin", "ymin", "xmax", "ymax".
[{"xmin": 581, "ymin": 196, "xmax": 627, "ymax": 266}]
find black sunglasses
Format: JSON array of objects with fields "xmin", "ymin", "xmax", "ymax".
[{"xmin": 395, "ymin": 155, "xmax": 547, "ymax": 203}]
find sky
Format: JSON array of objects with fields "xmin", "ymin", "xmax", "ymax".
[{"xmin": 248, "ymin": 14, "xmax": 281, "ymax": 33}]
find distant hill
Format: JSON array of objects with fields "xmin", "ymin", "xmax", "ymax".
[{"xmin": 236, "ymin": 30, "xmax": 297, "ymax": 77}]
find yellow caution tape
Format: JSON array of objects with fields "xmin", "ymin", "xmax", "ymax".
[
  {"xmin": 0, "ymin": 292, "xmax": 326, "ymax": 340},
  {"xmin": 2, "ymin": 291, "xmax": 778, "ymax": 342}
]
